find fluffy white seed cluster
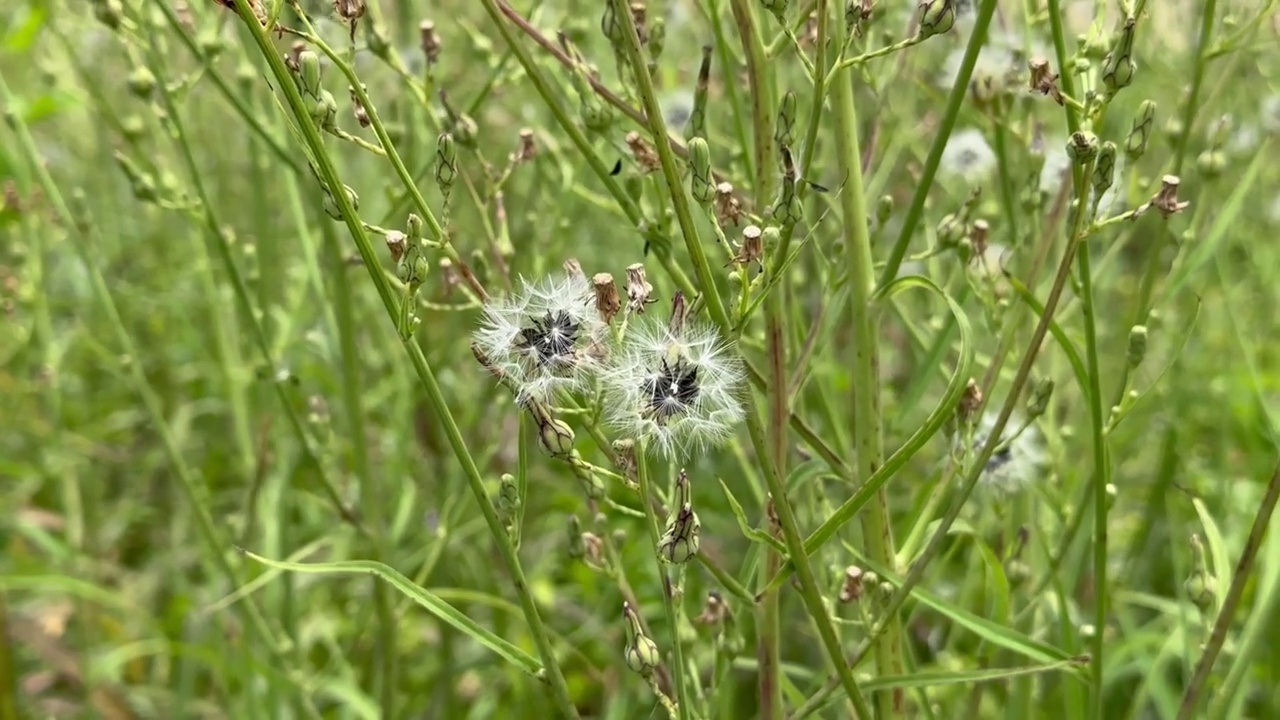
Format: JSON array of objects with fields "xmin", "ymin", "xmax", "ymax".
[
  {"xmin": 472, "ymin": 274, "xmax": 747, "ymax": 458},
  {"xmin": 471, "ymin": 272, "xmax": 609, "ymax": 404},
  {"xmin": 954, "ymin": 412, "xmax": 1047, "ymax": 496},
  {"xmin": 601, "ymin": 315, "xmax": 746, "ymax": 458}
]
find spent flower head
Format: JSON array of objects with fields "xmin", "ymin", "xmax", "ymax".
[
  {"xmin": 603, "ymin": 294, "xmax": 745, "ymax": 457},
  {"xmin": 472, "ymin": 271, "xmax": 608, "ymax": 404}
]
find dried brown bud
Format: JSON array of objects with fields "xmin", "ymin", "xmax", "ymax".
[
  {"xmin": 592, "ymin": 273, "xmax": 622, "ymax": 324},
  {"xmin": 838, "ymin": 566, "xmax": 865, "ymax": 603},
  {"xmin": 1028, "ymin": 58, "xmax": 1064, "ymax": 105},
  {"xmin": 715, "ymin": 182, "xmax": 743, "ymax": 226},
  {"xmin": 420, "ymin": 21, "xmax": 441, "ymax": 64},
  {"xmin": 729, "ymin": 224, "xmax": 765, "ymax": 271},
  {"xmin": 625, "ymin": 263, "xmax": 656, "ymax": 314},
  {"xmin": 695, "ymin": 591, "xmax": 728, "ymax": 625},
  {"xmin": 513, "ymin": 128, "xmax": 537, "ymax": 164},
  {"xmin": 765, "ymin": 494, "xmax": 781, "ymax": 537},
  {"xmin": 1153, "ymin": 175, "xmax": 1190, "ymax": 216},
  {"xmin": 969, "ymin": 219, "xmax": 989, "ymax": 260},
  {"xmin": 439, "ymin": 257, "xmax": 459, "ymax": 296},
  {"xmin": 385, "ymin": 230, "xmax": 408, "ymax": 263},
  {"xmin": 625, "ymin": 131, "xmax": 660, "ymax": 173},
  {"xmin": 958, "ymin": 378, "xmax": 983, "ymax": 422},
  {"xmin": 349, "ymin": 86, "xmax": 370, "ymax": 128},
  {"xmin": 563, "ymin": 258, "xmax": 586, "ymax": 284}
]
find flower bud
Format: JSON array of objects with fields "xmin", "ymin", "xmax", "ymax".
[
  {"xmin": 1127, "ymin": 325, "xmax": 1148, "ymax": 368},
  {"xmin": 567, "ymin": 515, "xmax": 586, "ymax": 559},
  {"xmin": 1066, "ymin": 131, "xmax": 1100, "ymax": 164},
  {"xmin": 312, "ymin": 90, "xmax": 338, "ymax": 129},
  {"xmin": 1027, "ymin": 377, "xmax": 1054, "ymax": 419},
  {"xmin": 537, "ymin": 414, "xmax": 576, "ymax": 457},
  {"xmin": 771, "ymin": 147, "xmax": 803, "ymax": 227},
  {"xmin": 918, "ymin": 0, "xmax": 956, "ymax": 40},
  {"xmin": 1101, "ymin": 17, "xmax": 1138, "ymax": 94},
  {"xmin": 298, "ymin": 50, "xmax": 322, "ymax": 98},
  {"xmin": 876, "ymin": 194, "xmax": 894, "ymax": 225},
  {"xmin": 1126, "ymin": 100, "xmax": 1156, "ymax": 161},
  {"xmin": 322, "ymin": 184, "xmax": 359, "ymax": 220},
  {"xmin": 686, "ymin": 45, "xmax": 712, "ymax": 140},
  {"xmin": 648, "ymin": 17, "xmax": 666, "ymax": 60},
  {"xmin": 658, "ymin": 470, "xmax": 700, "ymax": 563},
  {"xmin": 1196, "ymin": 150, "xmax": 1225, "ymax": 180},
  {"xmin": 623, "ymin": 602, "xmax": 660, "ymax": 676},
  {"xmin": 497, "ymin": 473, "xmax": 520, "ymax": 521},
  {"xmin": 687, "ymin": 137, "xmax": 714, "ymax": 205},
  {"xmin": 775, "ymin": 91, "xmax": 797, "ymax": 148},
  {"xmin": 435, "ymin": 132, "xmax": 458, "ymax": 198},
  {"xmin": 1092, "ymin": 141, "xmax": 1117, "ymax": 198},
  {"xmin": 126, "ymin": 67, "xmax": 156, "ymax": 99}
]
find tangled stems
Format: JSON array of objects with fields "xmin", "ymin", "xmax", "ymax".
[
  {"xmin": 227, "ymin": 1, "xmax": 579, "ymax": 716},
  {"xmin": 609, "ymin": 1, "xmax": 872, "ymax": 714}
]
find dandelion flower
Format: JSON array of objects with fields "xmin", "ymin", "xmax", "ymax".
[
  {"xmin": 472, "ymin": 272, "xmax": 608, "ymax": 403},
  {"xmin": 939, "ymin": 128, "xmax": 997, "ymax": 182},
  {"xmin": 603, "ymin": 297, "xmax": 745, "ymax": 457},
  {"xmin": 953, "ymin": 412, "xmax": 1046, "ymax": 496}
]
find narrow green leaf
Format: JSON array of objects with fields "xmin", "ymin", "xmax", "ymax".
[
  {"xmin": 1192, "ymin": 498, "xmax": 1232, "ymax": 613},
  {"xmin": 719, "ymin": 478, "xmax": 788, "ymax": 554},
  {"xmin": 237, "ymin": 549, "xmax": 544, "ymax": 676}
]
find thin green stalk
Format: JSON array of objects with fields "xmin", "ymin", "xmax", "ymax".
[
  {"xmin": 326, "ymin": 224, "xmax": 397, "ymax": 718},
  {"xmin": 227, "ymin": 2, "xmax": 580, "ymax": 716},
  {"xmin": 636, "ymin": 453, "xmax": 692, "ymax": 720},
  {"xmin": 877, "ymin": 0, "xmax": 999, "ymax": 287},
  {"xmin": 0, "ymin": 68, "xmax": 321, "ymax": 720},
  {"xmin": 1178, "ymin": 465, "xmax": 1280, "ymax": 720},
  {"xmin": 830, "ymin": 22, "xmax": 905, "ymax": 716},
  {"xmin": 728, "ymin": 0, "xmax": 782, "ymax": 714}
]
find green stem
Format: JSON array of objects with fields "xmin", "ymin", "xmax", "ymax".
[
  {"xmin": 878, "ymin": 0, "xmax": 999, "ymax": 287},
  {"xmin": 830, "ymin": 17, "xmax": 905, "ymax": 716},
  {"xmin": 227, "ymin": 2, "xmax": 580, "ymax": 716},
  {"xmin": 637, "ymin": 453, "xmax": 692, "ymax": 720}
]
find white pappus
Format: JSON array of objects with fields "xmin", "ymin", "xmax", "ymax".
[
  {"xmin": 602, "ymin": 300, "xmax": 745, "ymax": 458},
  {"xmin": 471, "ymin": 272, "xmax": 609, "ymax": 404}
]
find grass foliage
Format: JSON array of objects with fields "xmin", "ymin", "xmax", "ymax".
[{"xmin": 3, "ymin": 0, "xmax": 1280, "ymax": 717}]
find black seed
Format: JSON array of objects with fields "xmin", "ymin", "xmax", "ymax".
[
  {"xmin": 514, "ymin": 310, "xmax": 581, "ymax": 366},
  {"xmin": 643, "ymin": 358, "xmax": 700, "ymax": 421}
]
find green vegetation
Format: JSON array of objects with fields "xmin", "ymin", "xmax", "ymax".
[{"xmin": 3, "ymin": 0, "xmax": 1280, "ymax": 717}]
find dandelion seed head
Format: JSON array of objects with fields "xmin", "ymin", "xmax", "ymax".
[
  {"xmin": 952, "ymin": 412, "xmax": 1046, "ymax": 496},
  {"xmin": 604, "ymin": 316, "xmax": 745, "ymax": 457},
  {"xmin": 472, "ymin": 272, "xmax": 608, "ymax": 403},
  {"xmin": 940, "ymin": 128, "xmax": 997, "ymax": 182}
]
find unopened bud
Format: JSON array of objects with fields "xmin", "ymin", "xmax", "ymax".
[
  {"xmin": 1127, "ymin": 325, "xmax": 1148, "ymax": 368},
  {"xmin": 1093, "ymin": 142, "xmax": 1117, "ymax": 198},
  {"xmin": 688, "ymin": 137, "xmax": 714, "ymax": 204},
  {"xmin": 648, "ymin": 17, "xmax": 666, "ymax": 59},
  {"xmin": 536, "ymin": 414, "xmax": 576, "ymax": 457},
  {"xmin": 771, "ymin": 147, "xmax": 803, "ymax": 227},
  {"xmin": 322, "ymin": 184, "xmax": 359, "ymax": 220},
  {"xmin": 687, "ymin": 46, "xmax": 713, "ymax": 140},
  {"xmin": 1101, "ymin": 17, "xmax": 1137, "ymax": 94},
  {"xmin": 1126, "ymin": 100, "xmax": 1156, "ymax": 161},
  {"xmin": 497, "ymin": 473, "xmax": 520, "ymax": 519},
  {"xmin": 1027, "ymin": 377, "xmax": 1054, "ymax": 418},
  {"xmin": 918, "ymin": 0, "xmax": 956, "ymax": 40},
  {"xmin": 126, "ymin": 67, "xmax": 156, "ymax": 99},
  {"xmin": 876, "ymin": 194, "xmax": 894, "ymax": 225},
  {"xmin": 435, "ymin": 132, "xmax": 458, "ymax": 197},
  {"xmin": 775, "ymin": 91, "xmax": 798, "ymax": 148},
  {"xmin": 1066, "ymin": 131, "xmax": 1100, "ymax": 164},
  {"xmin": 1196, "ymin": 150, "xmax": 1226, "ymax": 179},
  {"xmin": 658, "ymin": 470, "xmax": 700, "ymax": 563},
  {"xmin": 623, "ymin": 602, "xmax": 661, "ymax": 675},
  {"xmin": 298, "ymin": 51, "xmax": 322, "ymax": 97}
]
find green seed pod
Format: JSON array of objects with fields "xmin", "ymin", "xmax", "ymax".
[
  {"xmin": 299, "ymin": 50, "xmax": 323, "ymax": 98},
  {"xmin": 1126, "ymin": 100, "xmax": 1156, "ymax": 161},
  {"xmin": 686, "ymin": 45, "xmax": 712, "ymax": 141},
  {"xmin": 1127, "ymin": 325, "xmax": 1148, "ymax": 368},
  {"xmin": 1092, "ymin": 141, "xmax": 1117, "ymax": 198},
  {"xmin": 126, "ymin": 67, "xmax": 156, "ymax": 99},
  {"xmin": 775, "ymin": 91, "xmax": 797, "ymax": 148},
  {"xmin": 918, "ymin": 0, "xmax": 955, "ymax": 40},
  {"xmin": 687, "ymin": 137, "xmax": 714, "ymax": 205},
  {"xmin": 1066, "ymin": 131, "xmax": 1100, "ymax": 165},
  {"xmin": 435, "ymin": 132, "xmax": 458, "ymax": 197},
  {"xmin": 1101, "ymin": 17, "xmax": 1137, "ymax": 95}
]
